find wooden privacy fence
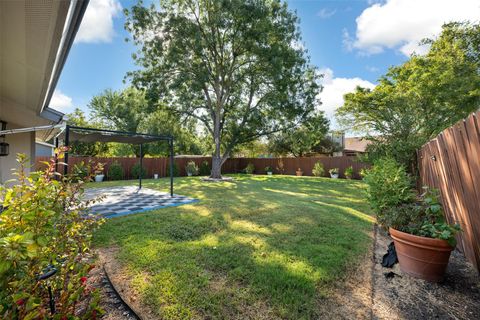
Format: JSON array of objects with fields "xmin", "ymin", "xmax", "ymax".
[
  {"xmin": 36, "ymin": 156, "xmax": 170, "ymax": 179},
  {"xmin": 418, "ymin": 110, "xmax": 480, "ymax": 271},
  {"xmin": 36, "ymin": 155, "xmax": 368, "ymax": 180}
]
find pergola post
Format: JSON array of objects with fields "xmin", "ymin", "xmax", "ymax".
[
  {"xmin": 139, "ymin": 143, "xmax": 143, "ymax": 189},
  {"xmin": 54, "ymin": 137, "xmax": 59, "ymax": 174},
  {"xmin": 64, "ymin": 125, "xmax": 70, "ymax": 175},
  {"xmin": 169, "ymin": 138, "xmax": 174, "ymax": 197}
]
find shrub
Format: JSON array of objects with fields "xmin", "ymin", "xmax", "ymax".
[
  {"xmin": 363, "ymin": 157, "xmax": 415, "ymax": 219},
  {"xmin": 245, "ymin": 163, "xmax": 255, "ymax": 174},
  {"xmin": 382, "ymin": 188, "xmax": 460, "ymax": 245},
  {"xmin": 132, "ymin": 163, "xmax": 147, "ymax": 179},
  {"xmin": 276, "ymin": 159, "xmax": 285, "ymax": 174},
  {"xmin": 312, "ymin": 162, "xmax": 325, "ymax": 177},
  {"xmin": 0, "ymin": 151, "xmax": 104, "ymax": 318},
  {"xmin": 329, "ymin": 168, "xmax": 339, "ymax": 175},
  {"xmin": 72, "ymin": 161, "xmax": 90, "ymax": 181},
  {"xmin": 108, "ymin": 161, "xmax": 124, "ymax": 180},
  {"xmin": 344, "ymin": 166, "xmax": 354, "ymax": 179},
  {"xmin": 265, "ymin": 166, "xmax": 273, "ymax": 173},
  {"xmin": 199, "ymin": 161, "xmax": 210, "ymax": 176},
  {"xmin": 186, "ymin": 161, "xmax": 199, "ymax": 176}
]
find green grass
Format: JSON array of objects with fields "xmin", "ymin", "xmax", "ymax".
[{"xmin": 93, "ymin": 175, "xmax": 373, "ymax": 319}]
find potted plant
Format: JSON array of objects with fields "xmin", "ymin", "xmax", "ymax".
[
  {"xmin": 94, "ymin": 163, "xmax": 105, "ymax": 182},
  {"xmin": 382, "ymin": 188, "xmax": 461, "ymax": 282},
  {"xmin": 265, "ymin": 166, "xmax": 273, "ymax": 175},
  {"xmin": 329, "ymin": 168, "xmax": 339, "ymax": 179},
  {"xmin": 344, "ymin": 166, "xmax": 354, "ymax": 179},
  {"xmin": 295, "ymin": 168, "xmax": 303, "ymax": 176},
  {"xmin": 185, "ymin": 161, "xmax": 199, "ymax": 176}
]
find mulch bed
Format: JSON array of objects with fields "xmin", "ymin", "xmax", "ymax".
[
  {"xmin": 88, "ymin": 254, "xmax": 139, "ymax": 320},
  {"xmin": 372, "ymin": 227, "xmax": 480, "ymax": 319}
]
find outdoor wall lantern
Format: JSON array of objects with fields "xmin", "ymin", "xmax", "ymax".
[{"xmin": 0, "ymin": 121, "xmax": 9, "ymax": 157}]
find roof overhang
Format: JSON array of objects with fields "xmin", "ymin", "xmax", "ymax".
[{"xmin": 0, "ymin": 0, "xmax": 89, "ymax": 130}]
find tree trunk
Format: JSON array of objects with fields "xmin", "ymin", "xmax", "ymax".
[
  {"xmin": 210, "ymin": 125, "xmax": 223, "ymax": 179},
  {"xmin": 211, "ymin": 154, "xmax": 222, "ymax": 179}
]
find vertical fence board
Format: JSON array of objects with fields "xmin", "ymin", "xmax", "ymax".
[{"xmin": 418, "ymin": 111, "xmax": 480, "ymax": 271}]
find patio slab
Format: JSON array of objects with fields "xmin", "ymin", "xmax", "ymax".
[{"xmin": 84, "ymin": 186, "xmax": 198, "ymax": 218}]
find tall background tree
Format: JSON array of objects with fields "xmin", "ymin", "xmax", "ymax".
[
  {"xmin": 66, "ymin": 108, "xmax": 109, "ymax": 156},
  {"xmin": 125, "ymin": 0, "xmax": 321, "ymax": 178},
  {"xmin": 88, "ymin": 87, "xmax": 201, "ymax": 157},
  {"xmin": 336, "ymin": 22, "xmax": 480, "ymax": 173},
  {"xmin": 268, "ymin": 112, "xmax": 331, "ymax": 157}
]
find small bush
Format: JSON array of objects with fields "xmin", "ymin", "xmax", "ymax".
[
  {"xmin": 171, "ymin": 162, "xmax": 180, "ymax": 177},
  {"xmin": 344, "ymin": 166, "xmax": 354, "ymax": 179},
  {"xmin": 199, "ymin": 161, "xmax": 210, "ymax": 176},
  {"xmin": 132, "ymin": 163, "xmax": 147, "ymax": 179},
  {"xmin": 72, "ymin": 161, "xmax": 90, "ymax": 180},
  {"xmin": 108, "ymin": 161, "xmax": 124, "ymax": 180},
  {"xmin": 265, "ymin": 166, "xmax": 273, "ymax": 173},
  {"xmin": 276, "ymin": 159, "xmax": 285, "ymax": 174},
  {"xmin": 245, "ymin": 163, "xmax": 255, "ymax": 174},
  {"xmin": 312, "ymin": 162, "xmax": 325, "ymax": 177},
  {"xmin": 363, "ymin": 157, "xmax": 415, "ymax": 219},
  {"xmin": 186, "ymin": 161, "xmax": 199, "ymax": 176},
  {"xmin": 0, "ymin": 151, "xmax": 103, "ymax": 318}
]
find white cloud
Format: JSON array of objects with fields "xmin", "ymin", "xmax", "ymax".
[
  {"xmin": 50, "ymin": 90, "xmax": 74, "ymax": 112},
  {"xmin": 317, "ymin": 8, "xmax": 336, "ymax": 19},
  {"xmin": 352, "ymin": 0, "xmax": 480, "ymax": 56},
  {"xmin": 75, "ymin": 0, "xmax": 122, "ymax": 43},
  {"xmin": 318, "ymin": 68, "xmax": 375, "ymax": 122},
  {"xmin": 342, "ymin": 28, "xmax": 355, "ymax": 51}
]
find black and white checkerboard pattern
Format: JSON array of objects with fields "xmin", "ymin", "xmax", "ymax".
[{"xmin": 84, "ymin": 186, "xmax": 198, "ymax": 218}]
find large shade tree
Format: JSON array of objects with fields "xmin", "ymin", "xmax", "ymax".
[
  {"xmin": 336, "ymin": 22, "xmax": 480, "ymax": 173},
  {"xmin": 125, "ymin": 0, "xmax": 321, "ymax": 178}
]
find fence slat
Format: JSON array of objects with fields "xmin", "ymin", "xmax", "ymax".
[{"xmin": 418, "ymin": 111, "xmax": 480, "ymax": 271}]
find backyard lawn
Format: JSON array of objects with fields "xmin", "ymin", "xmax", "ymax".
[{"xmin": 93, "ymin": 175, "xmax": 374, "ymax": 319}]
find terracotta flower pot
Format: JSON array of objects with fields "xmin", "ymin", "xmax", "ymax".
[
  {"xmin": 295, "ymin": 170, "xmax": 303, "ymax": 176},
  {"xmin": 389, "ymin": 227, "xmax": 454, "ymax": 282}
]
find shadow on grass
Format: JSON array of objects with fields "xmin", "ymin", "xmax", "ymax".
[{"xmin": 93, "ymin": 175, "xmax": 374, "ymax": 319}]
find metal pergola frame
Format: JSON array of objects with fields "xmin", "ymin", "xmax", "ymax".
[{"xmin": 56, "ymin": 125, "xmax": 174, "ymax": 196}]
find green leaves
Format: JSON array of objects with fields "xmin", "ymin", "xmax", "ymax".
[
  {"xmin": 363, "ymin": 157, "xmax": 415, "ymax": 218},
  {"xmin": 336, "ymin": 22, "xmax": 480, "ymax": 172},
  {"xmin": 0, "ymin": 153, "xmax": 104, "ymax": 318},
  {"xmin": 126, "ymin": 0, "xmax": 321, "ymax": 175}
]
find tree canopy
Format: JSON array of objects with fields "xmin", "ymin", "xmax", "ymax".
[
  {"xmin": 66, "ymin": 108, "xmax": 109, "ymax": 156},
  {"xmin": 79, "ymin": 87, "xmax": 201, "ymax": 157},
  {"xmin": 125, "ymin": 0, "xmax": 322, "ymax": 178},
  {"xmin": 268, "ymin": 112, "xmax": 331, "ymax": 157},
  {"xmin": 336, "ymin": 22, "xmax": 480, "ymax": 172}
]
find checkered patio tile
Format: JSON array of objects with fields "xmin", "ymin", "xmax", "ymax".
[{"xmin": 84, "ymin": 186, "xmax": 198, "ymax": 218}]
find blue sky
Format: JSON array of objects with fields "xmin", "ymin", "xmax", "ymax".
[{"xmin": 51, "ymin": 0, "xmax": 480, "ymax": 126}]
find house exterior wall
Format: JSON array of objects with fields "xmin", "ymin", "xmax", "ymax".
[
  {"xmin": 0, "ymin": 123, "xmax": 36, "ymax": 184},
  {"xmin": 35, "ymin": 142, "xmax": 54, "ymax": 157}
]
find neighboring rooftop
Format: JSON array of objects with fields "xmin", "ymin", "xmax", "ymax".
[{"xmin": 344, "ymin": 137, "xmax": 370, "ymax": 153}]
